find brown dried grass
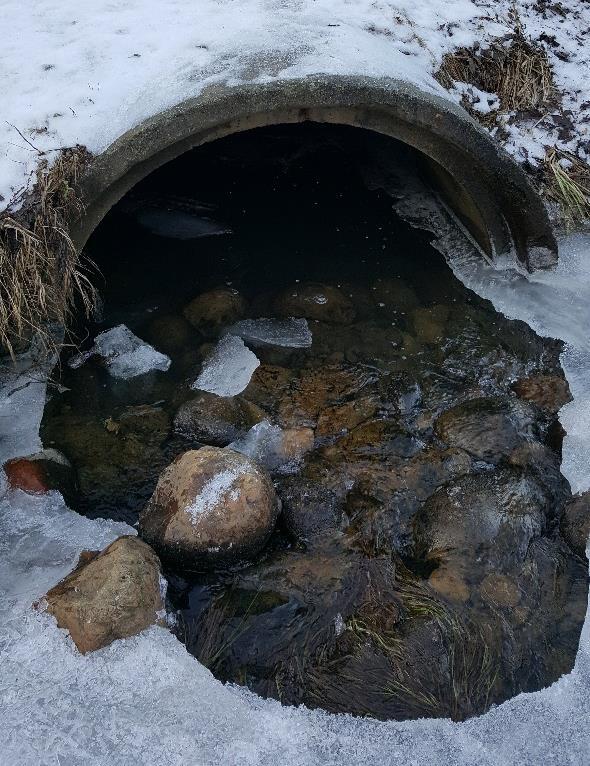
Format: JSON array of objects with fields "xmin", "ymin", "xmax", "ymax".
[
  {"xmin": 0, "ymin": 146, "xmax": 97, "ymax": 358},
  {"xmin": 544, "ymin": 148, "xmax": 590, "ymax": 228},
  {"xmin": 436, "ymin": 24, "xmax": 557, "ymax": 113}
]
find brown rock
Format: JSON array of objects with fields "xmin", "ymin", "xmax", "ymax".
[
  {"xmin": 434, "ymin": 397, "xmax": 536, "ymax": 464},
  {"xmin": 273, "ymin": 283, "xmax": 356, "ymax": 324},
  {"xmin": 479, "ymin": 573, "xmax": 520, "ymax": 608},
  {"xmin": 173, "ymin": 391, "xmax": 266, "ymax": 446},
  {"xmin": 278, "ymin": 366, "xmax": 371, "ymax": 428},
  {"xmin": 139, "ymin": 447, "xmax": 279, "ymax": 567},
  {"xmin": 280, "ymin": 427, "xmax": 315, "ymax": 461},
  {"xmin": 316, "ymin": 396, "xmax": 379, "ymax": 438},
  {"xmin": 242, "ymin": 365, "xmax": 295, "ymax": 413},
  {"xmin": 4, "ymin": 449, "xmax": 78, "ymax": 506},
  {"xmin": 4, "ymin": 457, "xmax": 49, "ymax": 494},
  {"xmin": 183, "ymin": 287, "xmax": 247, "ymax": 336},
  {"xmin": 145, "ymin": 314, "xmax": 196, "ymax": 354},
  {"xmin": 512, "ymin": 374, "xmax": 572, "ymax": 413},
  {"xmin": 42, "ymin": 536, "xmax": 164, "ymax": 654},
  {"xmin": 428, "ymin": 564, "xmax": 470, "ymax": 603},
  {"xmin": 561, "ymin": 492, "xmax": 590, "ymax": 557}
]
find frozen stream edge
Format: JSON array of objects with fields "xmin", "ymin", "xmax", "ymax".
[{"xmin": 1, "ymin": 237, "xmax": 590, "ymax": 765}]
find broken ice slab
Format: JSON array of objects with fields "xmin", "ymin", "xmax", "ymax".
[
  {"xmin": 191, "ymin": 334, "xmax": 260, "ymax": 397},
  {"xmin": 226, "ymin": 318, "xmax": 312, "ymax": 348},
  {"xmin": 68, "ymin": 325, "xmax": 171, "ymax": 379}
]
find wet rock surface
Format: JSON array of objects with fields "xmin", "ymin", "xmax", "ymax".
[
  {"xmin": 42, "ymin": 123, "xmax": 588, "ymax": 722},
  {"xmin": 139, "ymin": 447, "xmax": 279, "ymax": 569},
  {"xmin": 41, "ymin": 536, "xmax": 164, "ymax": 654}
]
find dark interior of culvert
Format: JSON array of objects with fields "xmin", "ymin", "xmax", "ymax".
[{"xmin": 40, "ymin": 123, "xmax": 588, "ymax": 721}]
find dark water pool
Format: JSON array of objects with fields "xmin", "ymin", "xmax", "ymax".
[{"xmin": 41, "ymin": 124, "xmax": 588, "ymax": 721}]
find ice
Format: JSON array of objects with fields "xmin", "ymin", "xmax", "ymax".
[
  {"xmin": 227, "ymin": 318, "xmax": 313, "ymax": 348},
  {"xmin": 135, "ymin": 208, "xmax": 232, "ymax": 239},
  {"xmin": 229, "ymin": 420, "xmax": 285, "ymax": 469},
  {"xmin": 69, "ymin": 325, "xmax": 171, "ymax": 379},
  {"xmin": 1, "ymin": 234, "xmax": 590, "ymax": 764},
  {"xmin": 191, "ymin": 334, "xmax": 260, "ymax": 397}
]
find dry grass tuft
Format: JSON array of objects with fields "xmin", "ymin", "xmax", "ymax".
[
  {"xmin": 0, "ymin": 146, "xmax": 97, "ymax": 358},
  {"xmin": 436, "ymin": 19, "xmax": 557, "ymax": 113},
  {"xmin": 544, "ymin": 148, "xmax": 590, "ymax": 228}
]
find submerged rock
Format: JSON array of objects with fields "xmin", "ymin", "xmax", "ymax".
[
  {"xmin": 370, "ymin": 277, "xmax": 418, "ymax": 314},
  {"xmin": 174, "ymin": 392, "xmax": 265, "ymax": 446},
  {"xmin": 183, "ymin": 287, "xmax": 247, "ymax": 337},
  {"xmin": 413, "ymin": 469, "xmax": 551, "ymax": 573},
  {"xmin": 273, "ymin": 283, "xmax": 356, "ymax": 324},
  {"xmin": 561, "ymin": 492, "xmax": 590, "ymax": 557},
  {"xmin": 278, "ymin": 477, "xmax": 341, "ymax": 542},
  {"xmin": 145, "ymin": 314, "xmax": 196, "ymax": 355},
  {"xmin": 512, "ymin": 374, "xmax": 572, "ymax": 413},
  {"xmin": 139, "ymin": 447, "xmax": 279, "ymax": 568},
  {"xmin": 41, "ymin": 536, "xmax": 164, "ymax": 654},
  {"xmin": 411, "ymin": 305, "xmax": 450, "ymax": 344},
  {"xmin": 434, "ymin": 397, "xmax": 542, "ymax": 464}
]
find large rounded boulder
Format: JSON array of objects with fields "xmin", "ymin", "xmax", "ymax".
[{"xmin": 138, "ymin": 447, "xmax": 279, "ymax": 569}]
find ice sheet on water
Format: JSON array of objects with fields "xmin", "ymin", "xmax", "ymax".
[
  {"xmin": 68, "ymin": 324, "xmax": 171, "ymax": 379},
  {"xmin": 227, "ymin": 318, "xmax": 313, "ymax": 348},
  {"xmin": 191, "ymin": 334, "xmax": 260, "ymax": 397},
  {"xmin": 228, "ymin": 420, "xmax": 285, "ymax": 469}
]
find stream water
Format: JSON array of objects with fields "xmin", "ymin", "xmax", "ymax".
[{"xmin": 40, "ymin": 125, "xmax": 589, "ymax": 722}]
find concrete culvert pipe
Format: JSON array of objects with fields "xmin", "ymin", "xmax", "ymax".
[{"xmin": 72, "ymin": 75, "xmax": 557, "ymax": 272}]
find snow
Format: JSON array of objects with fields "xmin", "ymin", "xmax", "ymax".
[
  {"xmin": 192, "ymin": 334, "xmax": 260, "ymax": 397},
  {"xmin": 185, "ymin": 466, "xmax": 245, "ymax": 523},
  {"xmin": 227, "ymin": 318, "xmax": 313, "ymax": 349},
  {"xmin": 69, "ymin": 324, "xmax": 171, "ymax": 378},
  {"xmin": 1, "ymin": 235, "xmax": 590, "ymax": 763},
  {"xmin": 2, "ymin": 0, "xmax": 589, "ymax": 210}
]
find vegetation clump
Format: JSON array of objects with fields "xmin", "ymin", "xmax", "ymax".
[{"xmin": 0, "ymin": 145, "xmax": 96, "ymax": 357}]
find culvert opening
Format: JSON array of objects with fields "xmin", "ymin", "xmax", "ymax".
[{"xmin": 42, "ymin": 123, "xmax": 587, "ymax": 721}]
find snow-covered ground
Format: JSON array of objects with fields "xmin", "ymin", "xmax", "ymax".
[
  {"xmin": 1, "ymin": 233, "xmax": 590, "ymax": 766},
  {"xmin": 1, "ymin": 0, "xmax": 589, "ymax": 208}
]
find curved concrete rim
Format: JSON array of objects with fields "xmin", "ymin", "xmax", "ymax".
[{"xmin": 73, "ymin": 74, "xmax": 557, "ymax": 271}]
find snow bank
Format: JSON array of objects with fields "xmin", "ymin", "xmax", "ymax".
[
  {"xmin": 1, "ymin": 234, "xmax": 589, "ymax": 765},
  {"xmin": 3, "ymin": 0, "xmax": 588, "ymax": 209},
  {"xmin": 69, "ymin": 324, "xmax": 171, "ymax": 378}
]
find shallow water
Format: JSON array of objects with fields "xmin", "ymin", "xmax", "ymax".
[{"xmin": 40, "ymin": 125, "xmax": 589, "ymax": 722}]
